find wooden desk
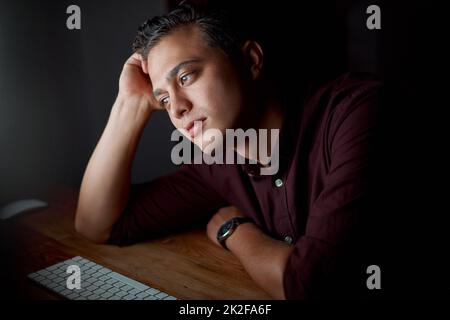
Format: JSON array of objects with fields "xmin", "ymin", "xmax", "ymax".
[{"xmin": 0, "ymin": 187, "xmax": 271, "ymax": 300}]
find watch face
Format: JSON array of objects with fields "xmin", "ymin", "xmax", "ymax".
[{"xmin": 218, "ymin": 220, "xmax": 234, "ymax": 239}]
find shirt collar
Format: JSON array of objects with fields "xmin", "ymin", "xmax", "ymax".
[{"xmin": 240, "ymin": 96, "xmax": 304, "ymax": 178}]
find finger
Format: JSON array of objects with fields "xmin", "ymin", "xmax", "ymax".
[{"xmin": 125, "ymin": 52, "xmax": 143, "ymax": 68}]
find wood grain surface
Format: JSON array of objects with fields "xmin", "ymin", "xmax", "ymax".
[{"xmin": 0, "ymin": 186, "xmax": 271, "ymax": 300}]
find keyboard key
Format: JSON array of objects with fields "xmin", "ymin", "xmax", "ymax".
[
  {"xmin": 121, "ymin": 285, "xmax": 134, "ymax": 292},
  {"xmin": 136, "ymin": 292, "xmax": 151, "ymax": 298},
  {"xmin": 47, "ymin": 282, "xmax": 58, "ymax": 289},
  {"xmin": 115, "ymin": 291, "xmax": 127, "ymax": 297},
  {"xmin": 80, "ymin": 291, "xmax": 93, "ymax": 298},
  {"xmin": 47, "ymin": 273, "xmax": 58, "ymax": 280},
  {"xmin": 61, "ymin": 289, "xmax": 72, "ymax": 296},
  {"xmin": 41, "ymin": 279, "xmax": 52, "ymax": 286},
  {"xmin": 128, "ymin": 288, "xmax": 143, "ymax": 295},
  {"xmin": 98, "ymin": 268, "xmax": 112, "ymax": 275},
  {"xmin": 38, "ymin": 269, "xmax": 51, "ymax": 277},
  {"xmin": 100, "ymin": 284, "xmax": 113, "ymax": 291},
  {"xmin": 34, "ymin": 275, "xmax": 45, "ymax": 282},
  {"xmin": 93, "ymin": 288, "xmax": 106, "ymax": 295},
  {"xmin": 108, "ymin": 287, "xmax": 120, "ymax": 294},
  {"xmin": 155, "ymin": 292, "xmax": 168, "ymax": 299},
  {"xmin": 67, "ymin": 292, "xmax": 80, "ymax": 299},
  {"xmin": 113, "ymin": 282, "xmax": 125, "ymax": 288},
  {"xmin": 143, "ymin": 288, "xmax": 160, "ymax": 296},
  {"xmin": 86, "ymin": 284, "xmax": 98, "ymax": 291},
  {"xmin": 83, "ymin": 277, "xmax": 95, "ymax": 284},
  {"xmin": 54, "ymin": 285, "xmax": 66, "ymax": 293},
  {"xmin": 101, "ymin": 292, "xmax": 113, "ymax": 299}
]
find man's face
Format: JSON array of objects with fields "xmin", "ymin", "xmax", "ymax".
[{"xmin": 146, "ymin": 25, "xmax": 247, "ymax": 150}]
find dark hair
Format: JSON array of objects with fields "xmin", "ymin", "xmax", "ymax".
[{"xmin": 132, "ymin": 2, "xmax": 246, "ymax": 65}]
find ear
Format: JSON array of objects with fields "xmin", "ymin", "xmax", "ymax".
[{"xmin": 242, "ymin": 40, "xmax": 264, "ymax": 80}]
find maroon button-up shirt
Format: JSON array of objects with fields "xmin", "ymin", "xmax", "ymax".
[{"xmin": 108, "ymin": 72, "xmax": 382, "ymax": 299}]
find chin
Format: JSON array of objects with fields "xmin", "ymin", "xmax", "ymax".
[
  {"xmin": 197, "ymin": 129, "xmax": 225, "ymax": 154},
  {"xmin": 199, "ymin": 138, "xmax": 219, "ymax": 154}
]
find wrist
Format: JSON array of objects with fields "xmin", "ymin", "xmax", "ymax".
[
  {"xmin": 110, "ymin": 94, "xmax": 154, "ymax": 131},
  {"xmin": 217, "ymin": 217, "xmax": 254, "ymax": 250},
  {"xmin": 225, "ymin": 222, "xmax": 261, "ymax": 254},
  {"xmin": 115, "ymin": 93, "xmax": 153, "ymax": 113}
]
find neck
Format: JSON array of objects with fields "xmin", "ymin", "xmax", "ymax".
[{"xmin": 235, "ymin": 95, "xmax": 283, "ymax": 164}]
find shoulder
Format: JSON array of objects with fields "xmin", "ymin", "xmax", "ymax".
[
  {"xmin": 301, "ymin": 73, "xmax": 383, "ymax": 152},
  {"xmin": 301, "ymin": 72, "xmax": 382, "ymax": 118},
  {"xmin": 315, "ymin": 72, "xmax": 382, "ymax": 106},
  {"xmin": 331, "ymin": 72, "xmax": 382, "ymax": 90},
  {"xmin": 299, "ymin": 72, "xmax": 383, "ymax": 130},
  {"xmin": 310, "ymin": 72, "xmax": 383, "ymax": 124}
]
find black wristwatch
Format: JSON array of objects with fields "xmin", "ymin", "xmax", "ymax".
[{"xmin": 217, "ymin": 217, "xmax": 253, "ymax": 250}]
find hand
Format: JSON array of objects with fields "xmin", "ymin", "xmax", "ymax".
[
  {"xmin": 206, "ymin": 206, "xmax": 247, "ymax": 247},
  {"xmin": 118, "ymin": 53, "xmax": 162, "ymax": 112}
]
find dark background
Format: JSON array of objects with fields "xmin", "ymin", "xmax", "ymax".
[
  {"xmin": 0, "ymin": 0, "xmax": 174, "ymax": 205},
  {"xmin": 0, "ymin": 0, "xmax": 385, "ymax": 204},
  {"xmin": 0, "ymin": 0, "xmax": 447, "ymax": 298}
]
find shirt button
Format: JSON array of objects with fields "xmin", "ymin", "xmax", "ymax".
[
  {"xmin": 274, "ymin": 178, "xmax": 283, "ymax": 188},
  {"xmin": 284, "ymin": 235, "xmax": 293, "ymax": 244}
]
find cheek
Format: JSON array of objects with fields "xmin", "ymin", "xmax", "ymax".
[
  {"xmin": 201, "ymin": 77, "xmax": 243, "ymax": 124},
  {"xmin": 168, "ymin": 114, "xmax": 182, "ymax": 131}
]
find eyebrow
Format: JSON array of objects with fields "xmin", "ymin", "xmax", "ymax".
[{"xmin": 152, "ymin": 59, "xmax": 202, "ymax": 97}]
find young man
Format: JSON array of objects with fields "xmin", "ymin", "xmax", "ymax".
[{"xmin": 75, "ymin": 3, "xmax": 382, "ymax": 299}]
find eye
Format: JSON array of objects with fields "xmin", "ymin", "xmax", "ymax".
[
  {"xmin": 160, "ymin": 96, "xmax": 170, "ymax": 107},
  {"xmin": 180, "ymin": 72, "xmax": 193, "ymax": 86}
]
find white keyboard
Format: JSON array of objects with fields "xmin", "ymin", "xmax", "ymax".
[{"xmin": 27, "ymin": 256, "xmax": 178, "ymax": 300}]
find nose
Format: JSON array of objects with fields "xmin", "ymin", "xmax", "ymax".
[{"xmin": 170, "ymin": 93, "xmax": 192, "ymax": 119}]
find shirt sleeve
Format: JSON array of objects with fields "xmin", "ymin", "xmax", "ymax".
[
  {"xmin": 283, "ymin": 78, "xmax": 383, "ymax": 299},
  {"xmin": 107, "ymin": 163, "xmax": 228, "ymax": 246}
]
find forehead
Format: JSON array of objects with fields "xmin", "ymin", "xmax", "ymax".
[{"xmin": 147, "ymin": 25, "xmax": 220, "ymax": 83}]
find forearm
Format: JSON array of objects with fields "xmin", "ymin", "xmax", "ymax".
[
  {"xmin": 75, "ymin": 94, "xmax": 153, "ymax": 243},
  {"xmin": 226, "ymin": 223, "xmax": 295, "ymax": 299}
]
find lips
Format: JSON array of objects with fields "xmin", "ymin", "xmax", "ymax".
[{"xmin": 184, "ymin": 117, "xmax": 206, "ymax": 138}]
